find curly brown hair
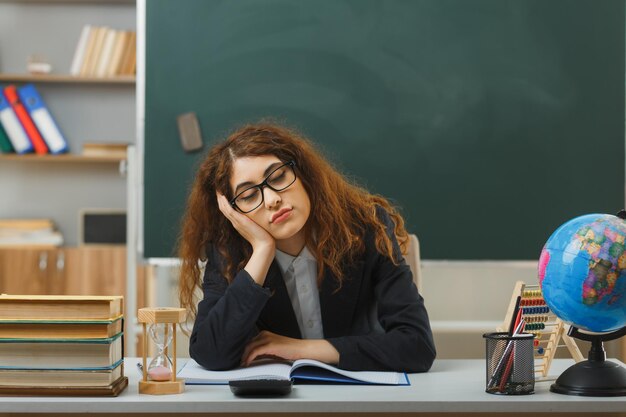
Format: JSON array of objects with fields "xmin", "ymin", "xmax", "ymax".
[{"xmin": 178, "ymin": 122, "xmax": 409, "ymax": 319}]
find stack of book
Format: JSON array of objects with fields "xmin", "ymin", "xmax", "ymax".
[
  {"xmin": 0, "ymin": 295, "xmax": 127, "ymax": 396},
  {"xmin": 0, "ymin": 219, "xmax": 63, "ymax": 247},
  {"xmin": 0, "ymin": 84, "xmax": 69, "ymax": 155},
  {"xmin": 70, "ymin": 25, "xmax": 137, "ymax": 78}
]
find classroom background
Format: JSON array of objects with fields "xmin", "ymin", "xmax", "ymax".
[{"xmin": 0, "ymin": 0, "xmax": 623, "ymax": 360}]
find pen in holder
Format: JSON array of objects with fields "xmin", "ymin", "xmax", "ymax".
[{"xmin": 483, "ymin": 332, "xmax": 535, "ymax": 395}]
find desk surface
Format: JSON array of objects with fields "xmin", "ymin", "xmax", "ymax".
[{"xmin": 1, "ymin": 358, "xmax": 626, "ymax": 414}]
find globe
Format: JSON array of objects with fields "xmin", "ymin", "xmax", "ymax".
[{"xmin": 538, "ymin": 213, "xmax": 626, "ymax": 333}]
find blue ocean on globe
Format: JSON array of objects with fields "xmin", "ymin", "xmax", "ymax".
[{"xmin": 539, "ymin": 213, "xmax": 626, "ymax": 333}]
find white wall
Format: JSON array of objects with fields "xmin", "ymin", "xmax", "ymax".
[{"xmin": 424, "ymin": 261, "xmax": 536, "ymax": 359}]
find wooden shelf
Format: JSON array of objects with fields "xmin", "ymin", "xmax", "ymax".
[
  {"xmin": 0, "ymin": 154, "xmax": 125, "ymax": 163},
  {"xmin": 0, "ymin": 73, "xmax": 135, "ymax": 84}
]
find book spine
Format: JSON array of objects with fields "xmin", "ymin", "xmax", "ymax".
[
  {"xmin": 17, "ymin": 84, "xmax": 68, "ymax": 154},
  {"xmin": 0, "ymin": 87, "xmax": 33, "ymax": 154},
  {"xmin": 107, "ymin": 31, "xmax": 126, "ymax": 77},
  {"xmin": 70, "ymin": 25, "xmax": 92, "ymax": 76},
  {"xmin": 0, "ymin": 219, "xmax": 53, "ymax": 229},
  {"xmin": 0, "ymin": 298, "xmax": 123, "ymax": 320},
  {"xmin": 95, "ymin": 29, "xmax": 117, "ymax": 78},
  {"xmin": 126, "ymin": 32, "xmax": 137, "ymax": 75},
  {"xmin": 0, "ymin": 333, "xmax": 123, "ymax": 370},
  {"xmin": 120, "ymin": 32, "xmax": 136, "ymax": 76},
  {"xmin": 85, "ymin": 26, "xmax": 108, "ymax": 77},
  {"xmin": 3, "ymin": 86, "xmax": 48, "ymax": 154},
  {"xmin": 79, "ymin": 25, "xmax": 99, "ymax": 77}
]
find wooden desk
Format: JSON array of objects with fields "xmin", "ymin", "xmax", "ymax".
[{"xmin": 1, "ymin": 358, "xmax": 626, "ymax": 416}]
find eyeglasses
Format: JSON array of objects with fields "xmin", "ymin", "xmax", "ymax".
[{"xmin": 230, "ymin": 160, "xmax": 297, "ymax": 213}]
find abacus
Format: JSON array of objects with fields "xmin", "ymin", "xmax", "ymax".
[{"xmin": 499, "ymin": 281, "xmax": 583, "ymax": 378}]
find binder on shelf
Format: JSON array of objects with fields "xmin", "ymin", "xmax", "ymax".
[
  {"xmin": 70, "ymin": 25, "xmax": 92, "ymax": 77},
  {"xmin": 18, "ymin": 84, "xmax": 68, "ymax": 154},
  {"xmin": 0, "ymin": 87, "xmax": 33, "ymax": 154},
  {"xmin": 3, "ymin": 85, "xmax": 48, "ymax": 154},
  {"xmin": 0, "ymin": 121, "xmax": 14, "ymax": 153}
]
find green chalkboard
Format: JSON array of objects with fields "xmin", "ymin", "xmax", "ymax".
[{"xmin": 144, "ymin": 0, "xmax": 625, "ymax": 259}]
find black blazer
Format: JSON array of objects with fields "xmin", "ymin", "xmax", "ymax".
[{"xmin": 189, "ymin": 210, "xmax": 436, "ymax": 372}]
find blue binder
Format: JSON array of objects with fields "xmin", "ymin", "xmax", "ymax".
[{"xmin": 17, "ymin": 84, "xmax": 68, "ymax": 154}]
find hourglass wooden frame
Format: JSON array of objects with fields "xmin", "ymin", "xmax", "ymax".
[{"xmin": 138, "ymin": 307, "xmax": 186, "ymax": 395}]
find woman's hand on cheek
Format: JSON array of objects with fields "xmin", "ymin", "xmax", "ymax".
[
  {"xmin": 241, "ymin": 331, "xmax": 340, "ymax": 366},
  {"xmin": 216, "ymin": 193, "xmax": 275, "ymax": 252}
]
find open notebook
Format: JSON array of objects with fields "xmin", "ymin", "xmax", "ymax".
[{"xmin": 178, "ymin": 359, "xmax": 409, "ymax": 385}]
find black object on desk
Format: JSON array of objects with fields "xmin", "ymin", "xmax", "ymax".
[
  {"xmin": 551, "ymin": 326, "xmax": 626, "ymax": 397},
  {"xmin": 229, "ymin": 379, "xmax": 293, "ymax": 397}
]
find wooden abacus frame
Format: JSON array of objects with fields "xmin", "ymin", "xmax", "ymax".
[{"xmin": 499, "ymin": 281, "xmax": 584, "ymax": 378}]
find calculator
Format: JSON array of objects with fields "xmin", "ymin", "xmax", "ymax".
[{"xmin": 229, "ymin": 379, "xmax": 293, "ymax": 396}]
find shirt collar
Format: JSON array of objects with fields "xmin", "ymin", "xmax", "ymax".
[{"xmin": 275, "ymin": 246, "xmax": 316, "ymax": 275}]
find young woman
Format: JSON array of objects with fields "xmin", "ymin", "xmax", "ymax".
[{"xmin": 178, "ymin": 123, "xmax": 435, "ymax": 372}]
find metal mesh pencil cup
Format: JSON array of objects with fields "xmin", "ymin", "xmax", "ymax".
[{"xmin": 483, "ymin": 332, "xmax": 534, "ymax": 395}]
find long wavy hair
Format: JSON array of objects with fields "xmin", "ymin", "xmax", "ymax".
[{"xmin": 178, "ymin": 123, "xmax": 409, "ymax": 319}]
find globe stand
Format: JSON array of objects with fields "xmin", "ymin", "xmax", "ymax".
[{"xmin": 551, "ymin": 326, "xmax": 626, "ymax": 396}]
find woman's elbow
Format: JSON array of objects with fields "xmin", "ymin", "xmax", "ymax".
[
  {"xmin": 189, "ymin": 335, "xmax": 238, "ymax": 371},
  {"xmin": 412, "ymin": 347, "xmax": 436, "ymax": 373},
  {"xmin": 406, "ymin": 335, "xmax": 436, "ymax": 373}
]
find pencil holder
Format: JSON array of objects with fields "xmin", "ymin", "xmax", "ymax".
[{"xmin": 483, "ymin": 332, "xmax": 534, "ymax": 395}]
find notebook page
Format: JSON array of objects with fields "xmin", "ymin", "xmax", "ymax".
[
  {"xmin": 178, "ymin": 359, "xmax": 292, "ymax": 384},
  {"xmin": 291, "ymin": 359, "xmax": 409, "ymax": 385}
]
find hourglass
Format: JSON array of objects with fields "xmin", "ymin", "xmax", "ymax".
[{"xmin": 138, "ymin": 307, "xmax": 186, "ymax": 395}]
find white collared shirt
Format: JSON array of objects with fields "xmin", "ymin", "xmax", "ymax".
[{"xmin": 274, "ymin": 246, "xmax": 324, "ymax": 339}]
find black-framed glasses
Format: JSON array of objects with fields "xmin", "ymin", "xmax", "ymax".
[{"xmin": 230, "ymin": 160, "xmax": 297, "ymax": 213}]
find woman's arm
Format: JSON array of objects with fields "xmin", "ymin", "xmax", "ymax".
[
  {"xmin": 216, "ymin": 193, "xmax": 276, "ymax": 285},
  {"xmin": 326, "ymin": 209, "xmax": 436, "ymax": 372},
  {"xmin": 240, "ymin": 331, "xmax": 339, "ymax": 366},
  {"xmin": 189, "ymin": 194, "xmax": 278, "ymax": 370},
  {"xmin": 238, "ymin": 209, "xmax": 435, "ymax": 372},
  {"xmin": 189, "ymin": 249, "xmax": 272, "ymax": 370}
]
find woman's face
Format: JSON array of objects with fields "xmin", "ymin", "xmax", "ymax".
[{"xmin": 229, "ymin": 155, "xmax": 311, "ymax": 245}]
